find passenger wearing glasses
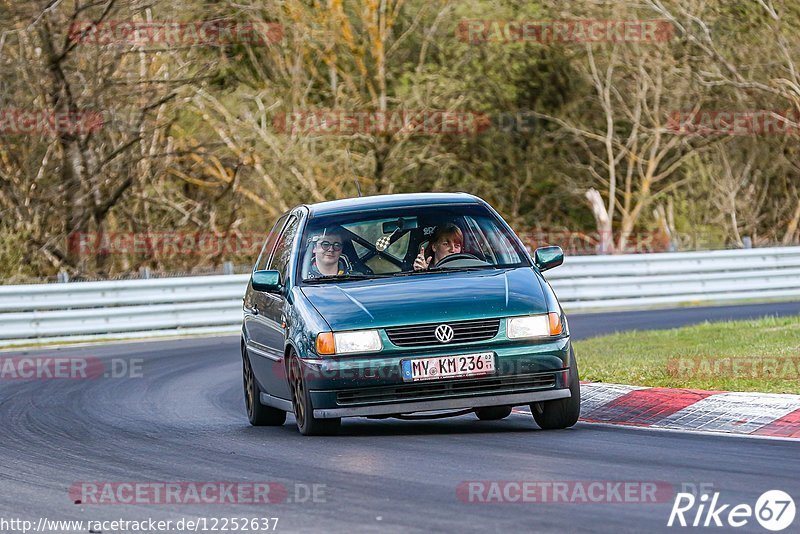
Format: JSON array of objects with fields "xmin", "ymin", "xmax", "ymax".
[{"xmin": 307, "ymin": 227, "xmax": 353, "ymax": 278}]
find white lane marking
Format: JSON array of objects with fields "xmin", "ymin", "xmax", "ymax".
[
  {"xmin": 656, "ymin": 391, "xmax": 800, "ymax": 434},
  {"xmin": 504, "ymin": 412, "xmax": 800, "ymax": 441},
  {"xmin": 579, "ymin": 383, "xmax": 648, "ymax": 418},
  {"xmin": 579, "ymin": 420, "xmax": 800, "ymax": 442},
  {"xmin": 512, "ymin": 383, "xmax": 800, "ymax": 439},
  {"xmin": 508, "ymin": 408, "xmax": 800, "ymax": 441}
]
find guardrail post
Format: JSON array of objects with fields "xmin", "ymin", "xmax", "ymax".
[
  {"xmin": 57, "ymin": 270, "xmax": 69, "ymax": 283},
  {"xmin": 223, "ymin": 261, "xmax": 234, "ymax": 275},
  {"xmin": 139, "ymin": 267, "xmax": 151, "ymax": 279}
]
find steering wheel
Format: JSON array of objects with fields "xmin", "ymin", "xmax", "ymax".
[{"xmin": 432, "ymin": 252, "xmax": 483, "ymax": 268}]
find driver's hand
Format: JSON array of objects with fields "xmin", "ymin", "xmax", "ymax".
[{"xmin": 413, "ymin": 247, "xmax": 432, "ymax": 271}]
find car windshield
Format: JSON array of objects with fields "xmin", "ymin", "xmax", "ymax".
[{"xmin": 298, "ymin": 203, "xmax": 529, "ymax": 282}]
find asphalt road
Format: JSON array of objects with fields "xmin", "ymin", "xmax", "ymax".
[{"xmin": 1, "ymin": 302, "xmax": 799, "ymax": 533}]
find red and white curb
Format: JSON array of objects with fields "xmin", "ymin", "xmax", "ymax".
[{"xmin": 516, "ymin": 383, "xmax": 800, "ymax": 438}]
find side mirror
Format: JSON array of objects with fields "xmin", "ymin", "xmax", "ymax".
[
  {"xmin": 534, "ymin": 246, "xmax": 564, "ymax": 272},
  {"xmin": 252, "ymin": 270, "xmax": 281, "ymax": 292}
]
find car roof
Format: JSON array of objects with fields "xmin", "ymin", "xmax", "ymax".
[{"xmin": 304, "ymin": 192, "xmax": 483, "ymax": 218}]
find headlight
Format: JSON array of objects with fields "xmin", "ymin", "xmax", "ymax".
[
  {"xmin": 316, "ymin": 330, "xmax": 382, "ymax": 355},
  {"xmin": 507, "ymin": 313, "xmax": 563, "ymax": 339}
]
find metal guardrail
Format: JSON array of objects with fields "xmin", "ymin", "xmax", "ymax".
[
  {"xmin": 548, "ymin": 246, "xmax": 800, "ymax": 310},
  {"xmin": 1, "ymin": 247, "xmax": 800, "ymax": 347}
]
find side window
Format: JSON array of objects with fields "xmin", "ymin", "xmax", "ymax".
[
  {"xmin": 268, "ymin": 216, "xmax": 300, "ymax": 284},
  {"xmin": 255, "ymin": 214, "xmax": 288, "ymax": 271}
]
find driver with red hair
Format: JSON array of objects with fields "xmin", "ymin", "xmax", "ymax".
[{"xmin": 413, "ymin": 223, "xmax": 464, "ymax": 271}]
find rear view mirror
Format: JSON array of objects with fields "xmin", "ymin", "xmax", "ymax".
[
  {"xmin": 534, "ymin": 246, "xmax": 564, "ymax": 272},
  {"xmin": 382, "ymin": 217, "xmax": 418, "ymax": 234},
  {"xmin": 252, "ymin": 270, "xmax": 281, "ymax": 292}
]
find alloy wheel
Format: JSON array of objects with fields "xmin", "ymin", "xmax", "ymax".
[
  {"xmin": 243, "ymin": 353, "xmax": 255, "ymax": 419},
  {"xmin": 290, "ymin": 357, "xmax": 306, "ymax": 428}
]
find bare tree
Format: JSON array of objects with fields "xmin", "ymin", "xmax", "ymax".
[{"xmin": 0, "ymin": 0, "xmax": 210, "ymax": 277}]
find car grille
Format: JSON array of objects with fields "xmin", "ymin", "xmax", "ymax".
[
  {"xmin": 385, "ymin": 318, "xmax": 500, "ymax": 347},
  {"xmin": 336, "ymin": 372, "xmax": 556, "ymax": 406}
]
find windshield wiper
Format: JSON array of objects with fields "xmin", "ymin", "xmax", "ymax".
[
  {"xmin": 389, "ymin": 270, "xmax": 440, "ymax": 277},
  {"xmin": 303, "ymin": 273, "xmax": 391, "ymax": 284},
  {"xmin": 427, "ymin": 265, "xmax": 499, "ymax": 272},
  {"xmin": 390, "ymin": 265, "xmax": 499, "ymax": 276}
]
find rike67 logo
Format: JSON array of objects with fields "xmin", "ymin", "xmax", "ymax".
[{"xmin": 668, "ymin": 490, "xmax": 795, "ymax": 531}]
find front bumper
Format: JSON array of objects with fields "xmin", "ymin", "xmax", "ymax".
[
  {"xmin": 302, "ymin": 336, "xmax": 573, "ymax": 418},
  {"xmin": 313, "ymin": 387, "xmax": 570, "ymax": 418}
]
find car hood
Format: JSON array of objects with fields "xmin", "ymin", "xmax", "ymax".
[{"xmin": 301, "ymin": 268, "xmax": 548, "ymax": 330}]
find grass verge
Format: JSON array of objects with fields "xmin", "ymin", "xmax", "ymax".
[{"xmin": 574, "ymin": 315, "xmax": 800, "ymax": 394}]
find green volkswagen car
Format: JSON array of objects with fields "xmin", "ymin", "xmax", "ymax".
[{"xmin": 241, "ymin": 193, "xmax": 579, "ymax": 435}]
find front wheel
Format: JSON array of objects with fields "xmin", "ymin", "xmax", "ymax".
[
  {"xmin": 289, "ymin": 354, "xmax": 341, "ymax": 436},
  {"xmin": 243, "ymin": 347, "xmax": 286, "ymax": 426},
  {"xmin": 531, "ymin": 349, "xmax": 581, "ymax": 430}
]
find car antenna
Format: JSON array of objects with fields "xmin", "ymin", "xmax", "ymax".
[{"xmin": 346, "ymin": 148, "xmax": 362, "ymax": 197}]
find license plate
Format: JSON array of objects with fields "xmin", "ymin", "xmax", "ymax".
[{"xmin": 401, "ymin": 353, "xmax": 495, "ymax": 382}]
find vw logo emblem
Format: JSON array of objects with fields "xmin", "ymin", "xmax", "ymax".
[{"xmin": 434, "ymin": 324, "xmax": 454, "ymax": 343}]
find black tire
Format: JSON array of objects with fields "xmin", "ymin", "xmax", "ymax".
[
  {"xmin": 289, "ymin": 354, "xmax": 341, "ymax": 436},
  {"xmin": 243, "ymin": 346, "xmax": 286, "ymax": 426},
  {"xmin": 531, "ymin": 350, "xmax": 581, "ymax": 430},
  {"xmin": 475, "ymin": 406, "xmax": 513, "ymax": 420}
]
